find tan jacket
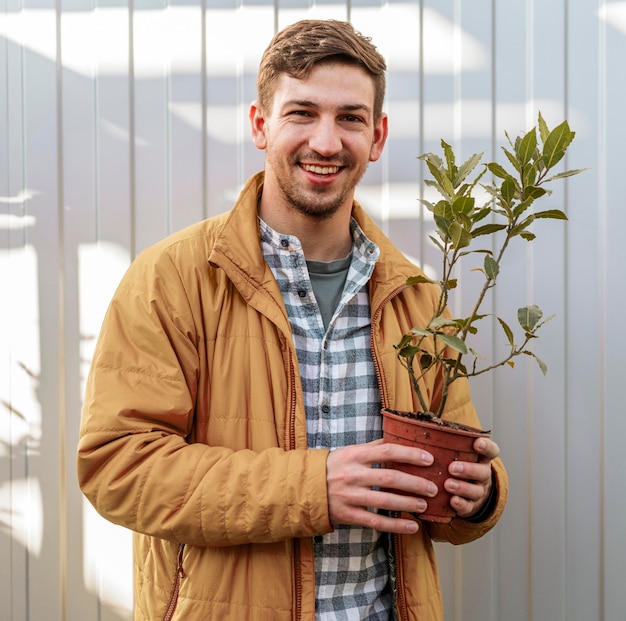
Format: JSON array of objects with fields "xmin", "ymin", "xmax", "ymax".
[{"xmin": 78, "ymin": 172, "xmax": 508, "ymax": 621}]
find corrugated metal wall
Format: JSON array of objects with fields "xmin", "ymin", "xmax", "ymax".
[{"xmin": 1, "ymin": 1, "xmax": 625, "ymax": 619}]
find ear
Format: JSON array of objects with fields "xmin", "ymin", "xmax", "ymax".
[
  {"xmin": 369, "ymin": 113, "xmax": 389, "ymax": 162},
  {"xmin": 249, "ymin": 101, "xmax": 268, "ymax": 150}
]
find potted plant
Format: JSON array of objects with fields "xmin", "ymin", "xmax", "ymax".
[{"xmin": 383, "ymin": 112, "xmax": 585, "ymax": 522}]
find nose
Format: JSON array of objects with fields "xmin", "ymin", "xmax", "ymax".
[{"xmin": 308, "ymin": 117, "xmax": 342, "ymax": 157}]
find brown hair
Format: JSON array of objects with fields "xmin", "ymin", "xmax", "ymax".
[{"xmin": 256, "ymin": 19, "xmax": 387, "ymax": 121}]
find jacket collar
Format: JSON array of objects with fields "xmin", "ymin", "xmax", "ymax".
[{"xmin": 209, "ymin": 171, "xmax": 422, "ymax": 313}]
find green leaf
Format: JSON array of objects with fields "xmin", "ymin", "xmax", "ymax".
[
  {"xmin": 442, "ymin": 140, "xmax": 457, "ymax": 178},
  {"xmin": 419, "ymin": 353, "xmax": 435, "ymax": 370},
  {"xmin": 533, "ymin": 209, "xmax": 568, "ymax": 221},
  {"xmin": 406, "ymin": 274, "xmax": 434, "ymax": 286},
  {"xmin": 510, "ymin": 214, "xmax": 535, "ymax": 238},
  {"xmin": 454, "ymin": 152, "xmax": 484, "ymax": 187},
  {"xmin": 433, "ymin": 200, "xmax": 454, "ymax": 219},
  {"xmin": 472, "ymin": 207, "xmax": 492, "ymax": 224},
  {"xmin": 409, "ymin": 327, "xmax": 434, "ymax": 338},
  {"xmin": 428, "ymin": 234, "xmax": 446, "ymax": 252},
  {"xmin": 395, "ymin": 333, "xmax": 417, "ymax": 351},
  {"xmin": 501, "ymin": 176, "xmax": 517, "ymax": 204},
  {"xmin": 523, "ymin": 162, "xmax": 539, "ymax": 188},
  {"xmin": 487, "ymin": 162, "xmax": 510, "ymax": 180},
  {"xmin": 538, "ymin": 111, "xmax": 550, "ymax": 143},
  {"xmin": 422, "ymin": 155, "xmax": 456, "ymax": 199},
  {"xmin": 438, "ymin": 333, "xmax": 468, "ymax": 354},
  {"xmin": 544, "ymin": 168, "xmax": 589, "ymax": 182},
  {"xmin": 518, "ymin": 127, "xmax": 537, "ymax": 166},
  {"xmin": 434, "ymin": 214, "xmax": 451, "ymax": 239},
  {"xmin": 430, "ymin": 317, "xmax": 458, "ymax": 328},
  {"xmin": 524, "ymin": 350, "xmax": 548, "ymax": 375},
  {"xmin": 398, "ymin": 344, "xmax": 421, "ymax": 359},
  {"xmin": 519, "ymin": 231, "xmax": 536, "ymax": 241},
  {"xmin": 512, "ymin": 187, "xmax": 548, "ymax": 218},
  {"xmin": 472, "ymin": 223, "xmax": 507, "ymax": 237},
  {"xmin": 542, "ymin": 120, "xmax": 575, "ymax": 169},
  {"xmin": 444, "ymin": 278, "xmax": 458, "ymax": 290},
  {"xmin": 518, "ymin": 305, "xmax": 543, "ymax": 331},
  {"xmin": 522, "ymin": 185, "xmax": 547, "ymax": 202},
  {"xmin": 454, "ymin": 316, "xmax": 484, "ymax": 336},
  {"xmin": 449, "ymin": 221, "xmax": 472, "ymax": 249},
  {"xmin": 497, "ymin": 317, "xmax": 515, "ymax": 347},
  {"xmin": 452, "ymin": 196, "xmax": 475, "ymax": 215},
  {"xmin": 502, "ymin": 147, "xmax": 521, "ymax": 173},
  {"xmin": 484, "ymin": 255, "xmax": 499, "ymax": 280},
  {"xmin": 418, "ymin": 198, "xmax": 436, "ymax": 212}
]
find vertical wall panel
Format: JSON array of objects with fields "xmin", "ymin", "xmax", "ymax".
[
  {"xmin": 601, "ymin": 1, "xmax": 626, "ymax": 618},
  {"xmin": 19, "ymin": 0, "xmax": 64, "ymax": 618},
  {"xmin": 566, "ymin": 1, "xmax": 604, "ymax": 619},
  {"xmin": 1, "ymin": 1, "xmax": 625, "ymax": 620},
  {"xmin": 60, "ymin": 3, "xmax": 100, "ymax": 619}
]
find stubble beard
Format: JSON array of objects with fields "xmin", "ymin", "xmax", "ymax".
[{"xmin": 272, "ymin": 151, "xmax": 368, "ymax": 221}]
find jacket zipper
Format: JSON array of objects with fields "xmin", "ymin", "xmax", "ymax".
[
  {"xmin": 285, "ymin": 344, "xmax": 303, "ymax": 620},
  {"xmin": 162, "ymin": 543, "xmax": 186, "ymax": 621},
  {"xmin": 393, "ymin": 534, "xmax": 408, "ymax": 621},
  {"xmin": 370, "ymin": 285, "xmax": 410, "ymax": 621},
  {"xmin": 369, "ymin": 283, "xmax": 406, "ymax": 411}
]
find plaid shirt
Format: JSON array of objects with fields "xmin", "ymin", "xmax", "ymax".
[{"xmin": 260, "ymin": 217, "xmax": 392, "ymax": 620}]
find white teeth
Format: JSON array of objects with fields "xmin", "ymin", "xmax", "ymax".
[{"xmin": 302, "ymin": 164, "xmax": 339, "ymax": 175}]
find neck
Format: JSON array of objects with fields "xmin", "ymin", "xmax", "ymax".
[{"xmin": 258, "ymin": 200, "xmax": 353, "ymax": 261}]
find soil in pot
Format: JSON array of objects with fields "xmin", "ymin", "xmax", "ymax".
[{"xmin": 381, "ymin": 408, "xmax": 491, "ymax": 523}]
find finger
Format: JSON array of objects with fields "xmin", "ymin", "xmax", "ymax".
[
  {"xmin": 373, "ymin": 441, "xmax": 435, "ymax": 468},
  {"xmin": 333, "ymin": 440, "xmax": 434, "ymax": 469},
  {"xmin": 444, "ymin": 478, "xmax": 485, "ymax": 503},
  {"xmin": 373, "ymin": 467, "xmax": 438, "ymax": 498},
  {"xmin": 367, "ymin": 488, "xmax": 430, "ymax": 515},
  {"xmin": 448, "ymin": 460, "xmax": 492, "ymax": 484},
  {"xmin": 350, "ymin": 509, "xmax": 421, "ymax": 535},
  {"xmin": 449, "ymin": 494, "xmax": 479, "ymax": 518},
  {"xmin": 473, "ymin": 437, "xmax": 500, "ymax": 460}
]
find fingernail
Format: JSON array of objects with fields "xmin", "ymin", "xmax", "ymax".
[
  {"xmin": 421, "ymin": 451, "xmax": 433, "ymax": 464},
  {"xmin": 406, "ymin": 521, "xmax": 419, "ymax": 533},
  {"xmin": 450, "ymin": 462, "xmax": 463, "ymax": 474}
]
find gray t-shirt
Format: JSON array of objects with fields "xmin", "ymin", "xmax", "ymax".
[{"xmin": 306, "ymin": 252, "xmax": 352, "ymax": 331}]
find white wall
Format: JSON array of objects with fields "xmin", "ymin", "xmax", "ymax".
[{"xmin": 1, "ymin": 1, "xmax": 624, "ymax": 619}]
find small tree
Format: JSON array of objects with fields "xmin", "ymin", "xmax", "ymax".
[{"xmin": 395, "ymin": 112, "xmax": 585, "ymax": 418}]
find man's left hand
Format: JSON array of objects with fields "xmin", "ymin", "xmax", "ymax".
[{"xmin": 443, "ymin": 437, "xmax": 499, "ymax": 519}]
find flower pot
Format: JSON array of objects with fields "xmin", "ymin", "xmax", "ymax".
[{"xmin": 381, "ymin": 408, "xmax": 490, "ymax": 523}]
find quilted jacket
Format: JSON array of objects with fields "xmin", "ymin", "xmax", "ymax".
[{"xmin": 77, "ymin": 171, "xmax": 508, "ymax": 620}]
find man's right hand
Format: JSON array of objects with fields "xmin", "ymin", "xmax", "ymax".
[{"xmin": 325, "ymin": 439, "xmax": 437, "ymax": 534}]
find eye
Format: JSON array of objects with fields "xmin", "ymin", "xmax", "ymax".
[{"xmin": 289, "ymin": 110, "xmax": 312, "ymax": 118}]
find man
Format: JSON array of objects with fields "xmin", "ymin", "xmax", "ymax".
[{"xmin": 78, "ymin": 19, "xmax": 508, "ymax": 621}]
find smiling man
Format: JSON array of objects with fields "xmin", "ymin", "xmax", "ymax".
[{"xmin": 78, "ymin": 19, "xmax": 508, "ymax": 621}]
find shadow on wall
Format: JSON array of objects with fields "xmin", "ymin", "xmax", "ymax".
[{"xmin": 1, "ymin": 1, "xmax": 622, "ymax": 618}]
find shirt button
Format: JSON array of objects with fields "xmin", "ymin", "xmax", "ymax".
[
  {"xmin": 280, "ymin": 239, "xmax": 289, "ymax": 247},
  {"xmin": 321, "ymin": 405, "xmax": 330, "ymax": 414},
  {"xmin": 314, "ymin": 535, "xmax": 323, "ymax": 543},
  {"xmin": 297, "ymin": 289, "xmax": 307, "ymax": 298}
]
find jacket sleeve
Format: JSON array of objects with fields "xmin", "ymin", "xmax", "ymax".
[{"xmin": 77, "ymin": 248, "xmax": 333, "ymax": 547}]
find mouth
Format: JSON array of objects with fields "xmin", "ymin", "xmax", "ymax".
[{"xmin": 300, "ymin": 163, "xmax": 341, "ymax": 176}]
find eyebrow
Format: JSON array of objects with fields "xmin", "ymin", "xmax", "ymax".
[{"xmin": 285, "ymin": 99, "xmax": 372, "ymax": 114}]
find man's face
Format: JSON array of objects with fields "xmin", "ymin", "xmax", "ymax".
[{"xmin": 250, "ymin": 62, "xmax": 388, "ymax": 221}]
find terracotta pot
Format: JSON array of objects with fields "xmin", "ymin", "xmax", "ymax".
[{"xmin": 381, "ymin": 408, "xmax": 490, "ymax": 523}]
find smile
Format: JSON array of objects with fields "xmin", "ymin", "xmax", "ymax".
[{"xmin": 301, "ymin": 164, "xmax": 341, "ymax": 175}]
